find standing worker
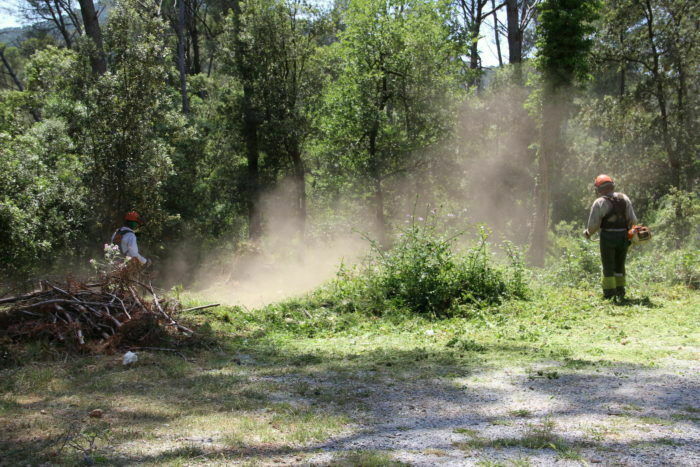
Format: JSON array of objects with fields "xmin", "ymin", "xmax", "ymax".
[
  {"xmin": 111, "ymin": 211, "xmax": 150, "ymax": 266},
  {"xmin": 584, "ymin": 175, "xmax": 637, "ymax": 299}
]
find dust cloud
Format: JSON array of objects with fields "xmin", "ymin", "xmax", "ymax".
[
  {"xmin": 192, "ymin": 179, "xmax": 368, "ymax": 309},
  {"xmin": 386, "ymin": 83, "xmax": 537, "ymax": 246},
  {"xmin": 451, "ymin": 85, "xmax": 537, "ymax": 244},
  {"xmin": 189, "ymin": 83, "xmax": 540, "ymax": 307}
]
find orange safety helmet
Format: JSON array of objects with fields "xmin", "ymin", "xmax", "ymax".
[
  {"xmin": 124, "ymin": 211, "xmax": 143, "ymax": 224},
  {"xmin": 594, "ymin": 174, "xmax": 614, "ymax": 189}
]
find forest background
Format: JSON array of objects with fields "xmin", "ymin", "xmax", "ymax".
[{"xmin": 0, "ymin": 0, "xmax": 697, "ymax": 290}]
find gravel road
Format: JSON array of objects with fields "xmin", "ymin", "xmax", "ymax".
[{"xmin": 281, "ymin": 357, "xmax": 700, "ymax": 465}]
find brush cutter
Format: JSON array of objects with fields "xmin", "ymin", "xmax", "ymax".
[{"xmin": 628, "ymin": 225, "xmax": 652, "ymax": 244}]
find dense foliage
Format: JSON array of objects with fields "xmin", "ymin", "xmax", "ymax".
[
  {"xmin": 0, "ymin": 0, "xmax": 697, "ymax": 281},
  {"xmin": 322, "ymin": 221, "xmax": 528, "ymax": 316}
]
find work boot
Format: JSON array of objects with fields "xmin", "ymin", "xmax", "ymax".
[
  {"xmin": 616, "ymin": 286, "xmax": 626, "ymax": 299},
  {"xmin": 603, "ymin": 289, "xmax": 616, "ymax": 300}
]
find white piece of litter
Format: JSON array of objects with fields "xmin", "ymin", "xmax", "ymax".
[{"xmin": 122, "ymin": 351, "xmax": 138, "ymax": 365}]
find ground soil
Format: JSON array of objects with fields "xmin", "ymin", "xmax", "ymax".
[{"xmin": 282, "ymin": 357, "xmax": 700, "ymax": 465}]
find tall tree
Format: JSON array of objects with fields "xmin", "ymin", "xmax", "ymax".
[
  {"xmin": 318, "ymin": 0, "xmax": 461, "ymax": 245},
  {"xmin": 224, "ymin": 0, "xmax": 263, "ymax": 240},
  {"xmin": 186, "ymin": 0, "xmax": 203, "ymax": 75},
  {"xmin": 452, "ymin": 0, "xmax": 503, "ymax": 84},
  {"xmin": 77, "ymin": 0, "xmax": 107, "ymax": 74},
  {"xmin": 19, "ymin": 0, "xmax": 83, "ymax": 48},
  {"xmin": 530, "ymin": 0, "xmax": 597, "ymax": 266},
  {"xmin": 176, "ymin": 0, "xmax": 190, "ymax": 113},
  {"xmin": 0, "ymin": 45, "xmax": 42, "ymax": 121},
  {"xmin": 491, "ymin": 0, "xmax": 503, "ymax": 66},
  {"xmin": 251, "ymin": 0, "xmax": 326, "ymax": 240},
  {"xmin": 505, "ymin": 0, "xmax": 538, "ymax": 81},
  {"xmin": 219, "ymin": 0, "xmax": 326, "ymax": 241}
]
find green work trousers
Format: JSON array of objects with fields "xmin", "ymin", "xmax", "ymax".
[{"xmin": 599, "ymin": 230, "xmax": 629, "ymax": 294}]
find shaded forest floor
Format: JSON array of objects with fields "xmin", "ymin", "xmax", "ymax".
[{"xmin": 1, "ymin": 284, "xmax": 699, "ymax": 465}]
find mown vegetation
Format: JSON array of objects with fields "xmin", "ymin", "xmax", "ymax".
[{"xmin": 1, "ymin": 270, "xmax": 698, "ymax": 463}]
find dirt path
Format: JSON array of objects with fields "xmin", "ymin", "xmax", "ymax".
[{"xmin": 267, "ymin": 357, "xmax": 700, "ymax": 465}]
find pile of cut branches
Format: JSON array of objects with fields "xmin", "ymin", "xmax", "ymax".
[{"xmin": 0, "ymin": 274, "xmax": 193, "ymax": 352}]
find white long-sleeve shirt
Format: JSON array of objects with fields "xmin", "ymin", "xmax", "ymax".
[
  {"xmin": 586, "ymin": 193, "xmax": 637, "ymax": 235},
  {"xmin": 111, "ymin": 227, "xmax": 148, "ymax": 264}
]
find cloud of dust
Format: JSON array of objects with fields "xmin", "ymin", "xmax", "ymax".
[
  {"xmin": 192, "ymin": 178, "xmax": 369, "ymax": 309},
  {"xmin": 384, "ymin": 84, "xmax": 538, "ymax": 246},
  {"xmin": 187, "ymin": 82, "xmax": 544, "ymax": 306},
  {"xmin": 449, "ymin": 84, "xmax": 538, "ymax": 244}
]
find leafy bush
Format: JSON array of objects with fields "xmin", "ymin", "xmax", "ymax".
[
  {"xmin": 645, "ymin": 189, "xmax": 700, "ymax": 250},
  {"xmin": 630, "ymin": 248, "xmax": 700, "ymax": 290},
  {"xmin": 546, "ymin": 221, "xmax": 600, "ymax": 286},
  {"xmin": 324, "ymin": 221, "xmax": 528, "ymax": 317},
  {"xmin": 548, "ymin": 196, "xmax": 700, "ymax": 290},
  {"xmin": 0, "ymin": 112, "xmax": 88, "ymax": 277}
]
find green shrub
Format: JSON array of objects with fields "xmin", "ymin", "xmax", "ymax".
[
  {"xmin": 325, "ymin": 222, "xmax": 528, "ymax": 317},
  {"xmin": 546, "ymin": 221, "xmax": 600, "ymax": 286},
  {"xmin": 645, "ymin": 189, "xmax": 700, "ymax": 250},
  {"xmin": 630, "ymin": 248, "xmax": 700, "ymax": 289}
]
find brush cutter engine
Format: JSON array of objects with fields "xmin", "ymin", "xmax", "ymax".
[{"xmin": 628, "ymin": 225, "xmax": 652, "ymax": 244}]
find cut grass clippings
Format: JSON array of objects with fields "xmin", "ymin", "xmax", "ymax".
[{"xmin": 0, "ymin": 282, "xmax": 698, "ymax": 464}]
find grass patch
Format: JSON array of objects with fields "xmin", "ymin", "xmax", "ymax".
[
  {"xmin": 636, "ymin": 416, "xmax": 675, "ymax": 426},
  {"xmin": 476, "ymin": 457, "xmax": 532, "ymax": 466},
  {"xmin": 453, "ymin": 427, "xmax": 479, "ymax": 436},
  {"xmin": 1, "ymin": 277, "xmax": 698, "ymax": 464},
  {"xmin": 491, "ymin": 419, "xmax": 514, "ymax": 426},
  {"xmin": 671, "ymin": 413, "xmax": 700, "ymax": 423},
  {"xmin": 423, "ymin": 448, "xmax": 448, "ymax": 456},
  {"xmin": 0, "ymin": 348, "xmax": 351, "ymax": 465},
  {"xmin": 453, "ymin": 418, "xmax": 582, "ymax": 460},
  {"xmin": 586, "ymin": 424, "xmax": 621, "ymax": 442},
  {"xmin": 329, "ymin": 450, "xmax": 407, "ymax": 466}
]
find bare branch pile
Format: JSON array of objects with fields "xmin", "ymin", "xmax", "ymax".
[{"xmin": 0, "ymin": 275, "xmax": 193, "ymax": 352}]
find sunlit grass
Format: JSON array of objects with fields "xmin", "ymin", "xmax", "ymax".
[{"xmin": 0, "ymin": 282, "xmax": 697, "ymax": 464}]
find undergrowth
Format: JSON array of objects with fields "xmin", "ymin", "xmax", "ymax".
[{"xmin": 271, "ymin": 222, "xmax": 529, "ymax": 319}]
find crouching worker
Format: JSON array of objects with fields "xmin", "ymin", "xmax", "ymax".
[
  {"xmin": 111, "ymin": 211, "xmax": 150, "ymax": 271},
  {"xmin": 584, "ymin": 175, "xmax": 637, "ymax": 300}
]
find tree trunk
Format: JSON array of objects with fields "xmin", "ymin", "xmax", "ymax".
[
  {"xmin": 0, "ymin": 48, "xmax": 41, "ymax": 122},
  {"xmin": 51, "ymin": 0, "xmax": 73, "ymax": 47},
  {"xmin": 642, "ymin": 0, "xmax": 678, "ymax": 189},
  {"xmin": 77, "ymin": 0, "xmax": 107, "ymax": 75},
  {"xmin": 187, "ymin": 2, "xmax": 202, "ymax": 75},
  {"xmin": 244, "ymin": 105, "xmax": 262, "ymax": 240},
  {"xmin": 231, "ymin": 0, "xmax": 262, "ymax": 241},
  {"xmin": 177, "ymin": 0, "xmax": 190, "ymax": 113},
  {"xmin": 0, "ymin": 48, "xmax": 25, "ymax": 92},
  {"xmin": 618, "ymin": 32, "xmax": 626, "ymax": 99},
  {"xmin": 506, "ymin": 0, "xmax": 522, "ymax": 81},
  {"xmin": 469, "ymin": 2, "xmax": 484, "ymax": 73},
  {"xmin": 492, "ymin": 0, "xmax": 503, "ymax": 67},
  {"xmin": 368, "ymin": 119, "xmax": 386, "ymax": 247},
  {"xmin": 530, "ymin": 91, "xmax": 560, "ymax": 267},
  {"xmin": 290, "ymin": 148, "xmax": 306, "ymax": 241},
  {"xmin": 61, "ymin": 0, "xmax": 84, "ymax": 36}
]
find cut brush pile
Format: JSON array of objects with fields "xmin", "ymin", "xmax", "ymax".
[{"xmin": 0, "ymin": 270, "xmax": 193, "ymax": 352}]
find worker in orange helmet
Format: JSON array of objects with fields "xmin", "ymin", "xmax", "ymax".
[
  {"xmin": 111, "ymin": 211, "xmax": 150, "ymax": 266},
  {"xmin": 584, "ymin": 175, "xmax": 637, "ymax": 299}
]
